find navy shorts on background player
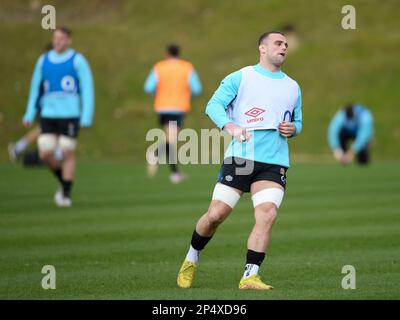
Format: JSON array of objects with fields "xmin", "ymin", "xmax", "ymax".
[
  {"xmin": 158, "ymin": 113, "xmax": 184, "ymax": 128},
  {"xmin": 40, "ymin": 118, "xmax": 80, "ymax": 138}
]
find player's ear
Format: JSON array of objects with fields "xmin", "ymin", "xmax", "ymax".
[{"xmin": 259, "ymin": 44, "xmax": 267, "ymax": 55}]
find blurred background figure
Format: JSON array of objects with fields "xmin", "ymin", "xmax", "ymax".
[
  {"xmin": 8, "ymin": 42, "xmax": 62, "ymax": 166},
  {"xmin": 328, "ymin": 103, "xmax": 374, "ymax": 166},
  {"xmin": 22, "ymin": 27, "xmax": 95, "ymax": 207},
  {"xmin": 8, "ymin": 126, "xmax": 64, "ymax": 166},
  {"xmin": 144, "ymin": 43, "xmax": 202, "ymax": 184},
  {"xmin": 8, "ymin": 126, "xmax": 41, "ymax": 163},
  {"xmin": 281, "ymin": 23, "xmax": 301, "ymax": 54}
]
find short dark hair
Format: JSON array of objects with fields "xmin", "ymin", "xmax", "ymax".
[
  {"xmin": 258, "ymin": 31, "xmax": 285, "ymax": 45},
  {"xmin": 344, "ymin": 103, "xmax": 355, "ymax": 119},
  {"xmin": 167, "ymin": 44, "xmax": 180, "ymax": 57},
  {"xmin": 56, "ymin": 26, "xmax": 72, "ymax": 37},
  {"xmin": 281, "ymin": 23, "xmax": 296, "ymax": 33}
]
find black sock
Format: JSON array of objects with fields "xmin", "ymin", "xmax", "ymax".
[
  {"xmin": 52, "ymin": 168, "xmax": 64, "ymax": 184},
  {"xmin": 165, "ymin": 143, "xmax": 179, "ymax": 173},
  {"xmin": 170, "ymin": 163, "xmax": 178, "ymax": 173},
  {"xmin": 246, "ymin": 250, "xmax": 265, "ymax": 266},
  {"xmin": 191, "ymin": 230, "xmax": 212, "ymax": 251},
  {"xmin": 165, "ymin": 143, "xmax": 170, "ymax": 158},
  {"xmin": 62, "ymin": 180, "xmax": 73, "ymax": 198}
]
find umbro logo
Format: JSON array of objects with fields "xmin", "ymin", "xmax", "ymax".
[
  {"xmin": 225, "ymin": 175, "xmax": 233, "ymax": 182},
  {"xmin": 244, "ymin": 107, "xmax": 265, "ymax": 118},
  {"xmin": 245, "ymin": 107, "xmax": 265, "ymax": 124}
]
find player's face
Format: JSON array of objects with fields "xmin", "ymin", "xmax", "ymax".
[
  {"xmin": 52, "ymin": 31, "xmax": 71, "ymax": 53},
  {"xmin": 260, "ymin": 33, "xmax": 288, "ymax": 68}
]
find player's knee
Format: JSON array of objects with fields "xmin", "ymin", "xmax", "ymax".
[
  {"xmin": 207, "ymin": 201, "xmax": 230, "ymax": 226},
  {"xmin": 39, "ymin": 150, "xmax": 53, "ymax": 161},
  {"xmin": 59, "ymin": 136, "xmax": 77, "ymax": 152},
  {"xmin": 38, "ymin": 134, "xmax": 57, "ymax": 153},
  {"xmin": 255, "ymin": 203, "xmax": 277, "ymax": 226},
  {"xmin": 61, "ymin": 148, "xmax": 74, "ymax": 159}
]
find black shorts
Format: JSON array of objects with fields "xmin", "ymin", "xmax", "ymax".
[
  {"xmin": 217, "ymin": 157, "xmax": 288, "ymax": 192},
  {"xmin": 40, "ymin": 118, "xmax": 80, "ymax": 138},
  {"xmin": 158, "ymin": 113, "xmax": 185, "ymax": 128}
]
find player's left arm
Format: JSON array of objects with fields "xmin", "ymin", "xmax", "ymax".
[
  {"xmin": 351, "ymin": 111, "xmax": 374, "ymax": 153},
  {"xmin": 75, "ymin": 54, "xmax": 95, "ymax": 128},
  {"xmin": 188, "ymin": 69, "xmax": 202, "ymax": 97},
  {"xmin": 279, "ymin": 86, "xmax": 302, "ymax": 138}
]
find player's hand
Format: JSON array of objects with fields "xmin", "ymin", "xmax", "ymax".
[
  {"xmin": 342, "ymin": 150, "xmax": 354, "ymax": 165},
  {"xmin": 333, "ymin": 149, "xmax": 344, "ymax": 162},
  {"xmin": 224, "ymin": 122, "xmax": 252, "ymax": 142},
  {"xmin": 278, "ymin": 121, "xmax": 296, "ymax": 137},
  {"xmin": 80, "ymin": 121, "xmax": 92, "ymax": 128},
  {"xmin": 23, "ymin": 121, "xmax": 32, "ymax": 128}
]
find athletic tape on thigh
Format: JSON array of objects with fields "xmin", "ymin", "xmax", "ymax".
[
  {"xmin": 251, "ymin": 188, "xmax": 284, "ymax": 208},
  {"xmin": 59, "ymin": 135, "xmax": 77, "ymax": 151},
  {"xmin": 212, "ymin": 183, "xmax": 241, "ymax": 209},
  {"xmin": 37, "ymin": 134, "xmax": 57, "ymax": 151}
]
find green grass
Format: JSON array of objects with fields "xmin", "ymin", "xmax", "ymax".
[{"xmin": 0, "ymin": 161, "xmax": 399, "ymax": 299}]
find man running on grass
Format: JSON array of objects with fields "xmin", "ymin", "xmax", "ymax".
[
  {"xmin": 23, "ymin": 27, "xmax": 94, "ymax": 207},
  {"xmin": 177, "ymin": 31, "xmax": 302, "ymax": 290}
]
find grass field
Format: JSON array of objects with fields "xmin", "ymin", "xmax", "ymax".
[{"xmin": 0, "ymin": 161, "xmax": 399, "ymax": 299}]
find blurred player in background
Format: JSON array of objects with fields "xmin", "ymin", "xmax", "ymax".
[
  {"xmin": 177, "ymin": 31, "xmax": 302, "ymax": 290},
  {"xmin": 281, "ymin": 23, "xmax": 301, "ymax": 54},
  {"xmin": 144, "ymin": 44, "xmax": 202, "ymax": 184},
  {"xmin": 22, "ymin": 27, "xmax": 94, "ymax": 207},
  {"xmin": 328, "ymin": 103, "xmax": 374, "ymax": 165}
]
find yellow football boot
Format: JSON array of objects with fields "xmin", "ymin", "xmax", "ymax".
[
  {"xmin": 177, "ymin": 259, "xmax": 197, "ymax": 288},
  {"xmin": 239, "ymin": 275, "xmax": 274, "ymax": 290}
]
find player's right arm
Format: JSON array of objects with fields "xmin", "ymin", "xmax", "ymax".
[
  {"xmin": 328, "ymin": 110, "xmax": 346, "ymax": 160},
  {"xmin": 144, "ymin": 68, "xmax": 157, "ymax": 94},
  {"xmin": 23, "ymin": 55, "xmax": 44, "ymax": 127},
  {"xmin": 22, "ymin": 55, "xmax": 44, "ymax": 127},
  {"xmin": 205, "ymin": 70, "xmax": 250, "ymax": 142}
]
